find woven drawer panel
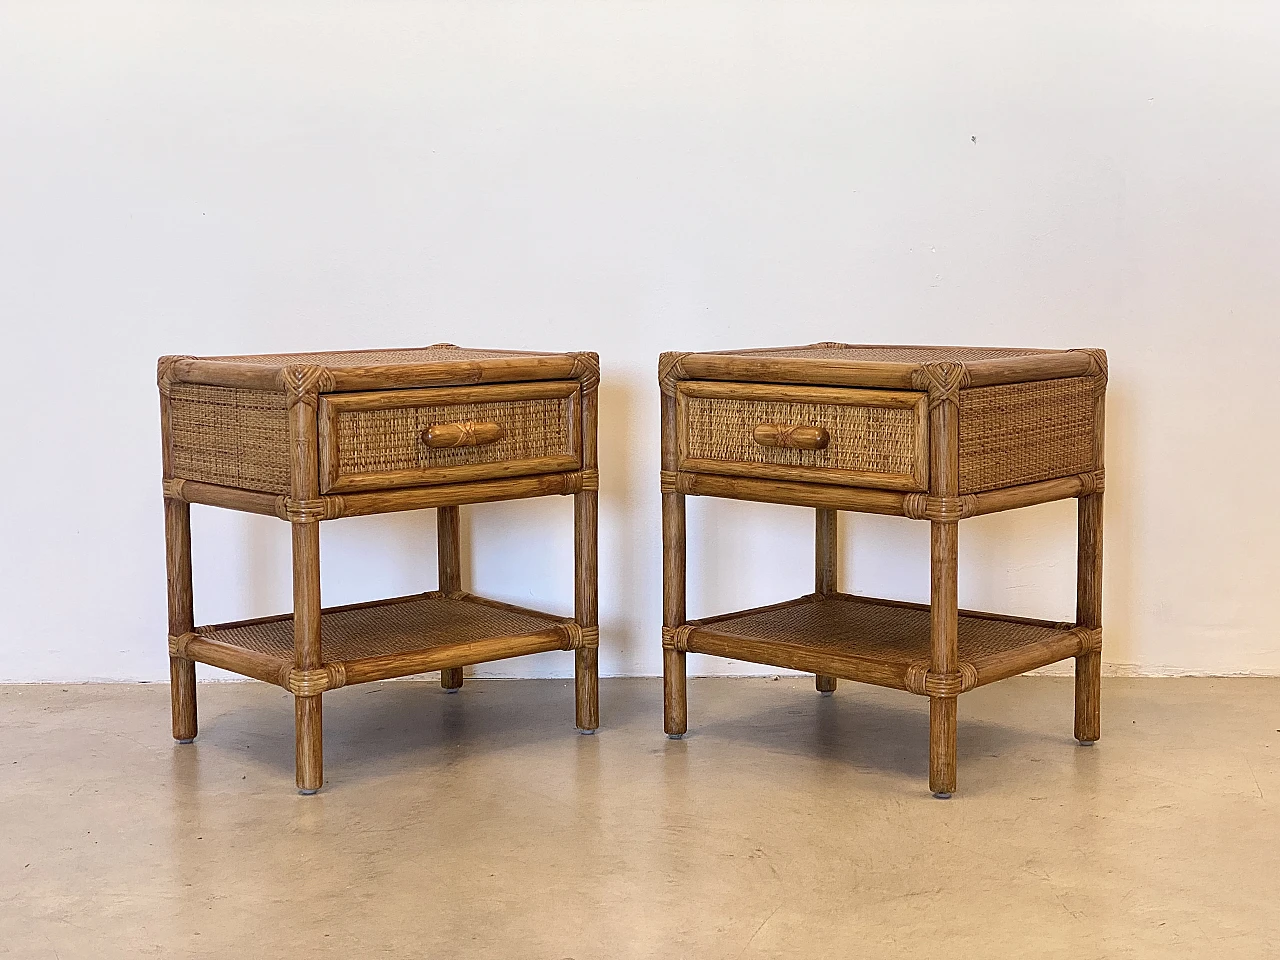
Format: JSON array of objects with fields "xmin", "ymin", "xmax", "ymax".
[
  {"xmin": 958, "ymin": 377, "xmax": 1095, "ymax": 494},
  {"xmin": 335, "ymin": 396, "xmax": 576, "ymax": 475},
  {"xmin": 682, "ymin": 395, "xmax": 918, "ymax": 476},
  {"xmin": 168, "ymin": 384, "xmax": 290, "ymax": 493}
]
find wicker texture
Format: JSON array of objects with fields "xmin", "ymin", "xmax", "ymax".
[
  {"xmin": 727, "ymin": 346, "xmax": 1048, "ymax": 363},
  {"xmin": 201, "ymin": 593, "xmax": 566, "ymax": 663},
  {"xmin": 682, "ymin": 394, "xmax": 918, "ymax": 477},
  {"xmin": 335, "ymin": 395, "xmax": 577, "ymax": 476},
  {"xmin": 695, "ymin": 594, "xmax": 1067, "ymax": 666},
  {"xmin": 958, "ymin": 378, "xmax": 1094, "ymax": 494},
  {"xmin": 213, "ymin": 346, "xmax": 541, "ymax": 366},
  {"xmin": 168, "ymin": 384, "xmax": 290, "ymax": 493}
]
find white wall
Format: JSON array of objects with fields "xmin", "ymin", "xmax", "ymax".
[{"xmin": 2, "ymin": 2, "xmax": 1277, "ymax": 681}]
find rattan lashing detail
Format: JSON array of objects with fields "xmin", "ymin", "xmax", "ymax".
[
  {"xmin": 659, "ymin": 470, "xmax": 679, "ymax": 493},
  {"xmin": 903, "ymin": 661, "xmax": 979, "ymax": 697},
  {"xmin": 275, "ymin": 496, "xmax": 345, "ymax": 523},
  {"xmin": 662, "ymin": 625, "xmax": 694, "ymax": 652},
  {"xmin": 157, "ymin": 355, "xmax": 196, "ymax": 396},
  {"xmin": 570, "ymin": 352, "xmax": 601, "ymax": 391},
  {"xmin": 281, "ymin": 663, "xmax": 348, "ymax": 697},
  {"xmin": 911, "ymin": 361, "xmax": 971, "ymax": 406},
  {"xmin": 658, "ymin": 353, "xmax": 692, "ymax": 396},
  {"xmin": 902, "ymin": 494, "xmax": 980, "ymax": 521},
  {"xmin": 280, "ymin": 365, "xmax": 336, "ymax": 407}
]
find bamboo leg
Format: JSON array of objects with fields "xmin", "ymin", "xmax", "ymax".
[
  {"xmin": 165, "ymin": 498, "xmax": 197, "ymax": 742},
  {"xmin": 930, "ymin": 696, "xmax": 957, "ymax": 797},
  {"xmin": 575, "ymin": 490, "xmax": 600, "ymax": 732},
  {"xmin": 1075, "ymin": 491, "xmax": 1103, "ymax": 743},
  {"xmin": 295, "ymin": 695, "xmax": 323, "ymax": 794},
  {"xmin": 293, "ymin": 521, "xmax": 324, "ymax": 794},
  {"xmin": 437, "ymin": 505, "xmax": 465, "ymax": 692},
  {"xmin": 815, "ymin": 507, "xmax": 838, "ymax": 696},
  {"xmin": 663, "ymin": 491, "xmax": 687, "ymax": 738},
  {"xmin": 929, "ymin": 520, "xmax": 959, "ymax": 798}
]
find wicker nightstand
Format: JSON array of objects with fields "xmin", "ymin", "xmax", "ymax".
[
  {"xmin": 158, "ymin": 345, "xmax": 600, "ymax": 793},
  {"xmin": 658, "ymin": 344, "xmax": 1106, "ymax": 797}
]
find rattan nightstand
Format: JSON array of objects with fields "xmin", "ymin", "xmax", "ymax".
[
  {"xmin": 158, "ymin": 344, "xmax": 600, "ymax": 793},
  {"xmin": 658, "ymin": 344, "xmax": 1106, "ymax": 797}
]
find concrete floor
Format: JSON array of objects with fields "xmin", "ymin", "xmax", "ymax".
[{"xmin": 1, "ymin": 678, "xmax": 1277, "ymax": 959}]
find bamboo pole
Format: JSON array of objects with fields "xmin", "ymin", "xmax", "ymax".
[
  {"xmin": 814, "ymin": 507, "xmax": 839, "ymax": 696},
  {"xmin": 437, "ymin": 505, "xmax": 465, "ymax": 691}
]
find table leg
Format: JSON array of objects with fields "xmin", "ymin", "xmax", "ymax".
[
  {"xmin": 1075, "ymin": 491, "xmax": 1103, "ymax": 743},
  {"xmin": 815, "ymin": 507, "xmax": 839, "ymax": 696},
  {"xmin": 929, "ymin": 520, "xmax": 959, "ymax": 798},
  {"xmin": 293, "ymin": 520, "xmax": 324, "ymax": 795},
  {"xmin": 437, "ymin": 505, "xmax": 465, "ymax": 692},
  {"xmin": 575, "ymin": 490, "xmax": 599, "ymax": 732},
  {"xmin": 165, "ymin": 497, "xmax": 197, "ymax": 743},
  {"xmin": 662, "ymin": 491, "xmax": 687, "ymax": 738}
]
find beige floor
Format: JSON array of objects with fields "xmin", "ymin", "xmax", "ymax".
[{"xmin": 1, "ymin": 677, "xmax": 1276, "ymax": 959}]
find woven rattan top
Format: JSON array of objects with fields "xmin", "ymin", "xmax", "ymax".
[
  {"xmin": 162, "ymin": 344, "xmax": 599, "ymax": 393},
  {"xmin": 666, "ymin": 343, "xmax": 1104, "ymax": 390},
  {"xmin": 206, "ymin": 345, "xmax": 552, "ymax": 367},
  {"xmin": 198, "ymin": 592, "xmax": 570, "ymax": 665},
  {"xmin": 720, "ymin": 344, "xmax": 1053, "ymax": 363}
]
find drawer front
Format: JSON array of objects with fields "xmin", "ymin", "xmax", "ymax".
[
  {"xmin": 677, "ymin": 381, "xmax": 929, "ymax": 491},
  {"xmin": 319, "ymin": 382, "xmax": 581, "ymax": 493}
]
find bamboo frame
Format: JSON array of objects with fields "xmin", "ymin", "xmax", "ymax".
[
  {"xmin": 660, "ymin": 344, "xmax": 1107, "ymax": 797},
  {"xmin": 159, "ymin": 347, "xmax": 601, "ymax": 793}
]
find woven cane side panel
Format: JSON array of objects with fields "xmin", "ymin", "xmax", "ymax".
[
  {"xmin": 202, "ymin": 595, "xmax": 564, "ymax": 663},
  {"xmin": 682, "ymin": 395, "xmax": 918, "ymax": 477},
  {"xmin": 168, "ymin": 384, "xmax": 290, "ymax": 493},
  {"xmin": 218, "ymin": 347, "xmax": 537, "ymax": 366},
  {"xmin": 335, "ymin": 396, "xmax": 576, "ymax": 476},
  {"xmin": 699, "ymin": 595, "xmax": 1066, "ymax": 664},
  {"xmin": 958, "ymin": 378, "xmax": 1094, "ymax": 494},
  {"xmin": 727, "ymin": 346, "xmax": 1046, "ymax": 363}
]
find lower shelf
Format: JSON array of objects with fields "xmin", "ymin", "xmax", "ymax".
[
  {"xmin": 684, "ymin": 593, "xmax": 1097, "ymax": 694},
  {"xmin": 181, "ymin": 591, "xmax": 578, "ymax": 688}
]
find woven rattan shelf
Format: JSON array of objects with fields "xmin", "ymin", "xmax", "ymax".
[
  {"xmin": 159, "ymin": 344, "xmax": 600, "ymax": 793},
  {"xmin": 659, "ymin": 342, "xmax": 1107, "ymax": 797},
  {"xmin": 173, "ymin": 592, "xmax": 586, "ymax": 692}
]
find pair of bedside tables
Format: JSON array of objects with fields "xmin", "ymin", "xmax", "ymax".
[{"xmin": 159, "ymin": 342, "xmax": 1105, "ymax": 797}]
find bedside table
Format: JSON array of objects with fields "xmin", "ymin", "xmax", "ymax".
[
  {"xmin": 158, "ymin": 344, "xmax": 600, "ymax": 793},
  {"xmin": 658, "ymin": 344, "xmax": 1106, "ymax": 797}
]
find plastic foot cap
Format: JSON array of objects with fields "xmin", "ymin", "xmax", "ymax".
[
  {"xmin": 175, "ymin": 738, "xmax": 195, "ymax": 744},
  {"xmin": 666, "ymin": 733, "xmax": 685, "ymax": 740},
  {"xmin": 298, "ymin": 787, "xmax": 320, "ymax": 796},
  {"xmin": 577, "ymin": 728, "xmax": 597, "ymax": 736},
  {"xmin": 1077, "ymin": 738, "xmax": 1097, "ymax": 746},
  {"xmin": 819, "ymin": 690, "xmax": 834, "ymax": 697},
  {"xmin": 444, "ymin": 688, "xmax": 461, "ymax": 694},
  {"xmin": 932, "ymin": 791, "xmax": 953, "ymax": 800}
]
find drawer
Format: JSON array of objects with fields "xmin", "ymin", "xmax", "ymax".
[
  {"xmin": 676, "ymin": 381, "xmax": 929, "ymax": 491},
  {"xmin": 318, "ymin": 381, "xmax": 581, "ymax": 493}
]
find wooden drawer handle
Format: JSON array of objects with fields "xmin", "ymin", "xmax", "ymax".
[
  {"xmin": 422, "ymin": 421, "xmax": 506, "ymax": 449},
  {"xmin": 753, "ymin": 423, "xmax": 830, "ymax": 451}
]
